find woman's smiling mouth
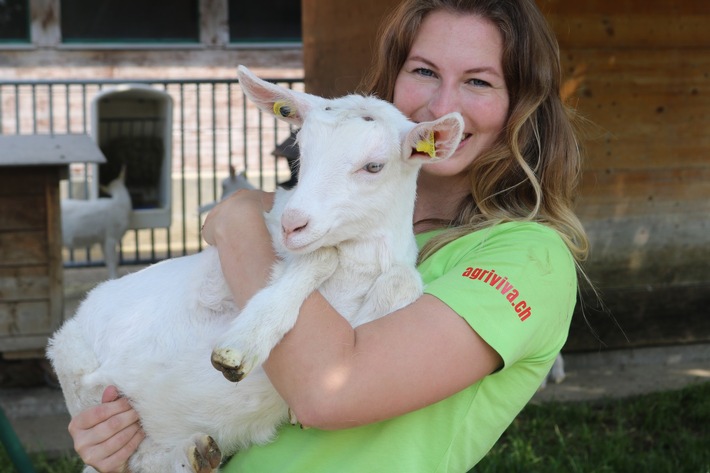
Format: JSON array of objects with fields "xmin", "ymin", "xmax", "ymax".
[{"xmin": 457, "ymin": 132, "xmax": 473, "ymax": 150}]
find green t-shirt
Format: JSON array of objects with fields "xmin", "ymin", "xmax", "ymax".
[{"xmin": 225, "ymin": 221, "xmax": 577, "ymax": 472}]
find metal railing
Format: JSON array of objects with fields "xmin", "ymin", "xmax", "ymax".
[{"xmin": 0, "ymin": 76, "xmax": 305, "ymax": 267}]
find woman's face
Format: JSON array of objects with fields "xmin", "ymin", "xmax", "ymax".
[{"xmin": 394, "ymin": 10, "xmax": 509, "ymax": 178}]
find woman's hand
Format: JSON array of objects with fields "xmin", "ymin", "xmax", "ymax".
[
  {"xmin": 68, "ymin": 385, "xmax": 144, "ymax": 473},
  {"xmin": 201, "ymin": 189, "xmax": 274, "ymax": 247},
  {"xmin": 201, "ymin": 189, "xmax": 277, "ymax": 308}
]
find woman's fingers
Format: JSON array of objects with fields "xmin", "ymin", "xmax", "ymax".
[
  {"xmin": 68, "ymin": 390, "xmax": 144, "ymax": 473},
  {"xmin": 101, "ymin": 385, "xmax": 121, "ymax": 403},
  {"xmin": 83, "ymin": 422, "xmax": 144, "ymax": 473}
]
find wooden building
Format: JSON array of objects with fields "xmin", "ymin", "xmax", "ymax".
[{"xmin": 0, "ymin": 0, "xmax": 303, "ymax": 80}]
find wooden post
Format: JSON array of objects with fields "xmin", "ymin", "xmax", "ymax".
[{"xmin": 301, "ymin": 0, "xmax": 400, "ymax": 97}]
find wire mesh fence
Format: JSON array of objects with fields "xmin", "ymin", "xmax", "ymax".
[{"xmin": 0, "ymin": 76, "xmax": 305, "ymax": 267}]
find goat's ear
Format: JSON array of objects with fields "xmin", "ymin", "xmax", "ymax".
[
  {"xmin": 403, "ymin": 112, "xmax": 464, "ymax": 163},
  {"xmin": 237, "ymin": 65, "xmax": 322, "ymax": 127}
]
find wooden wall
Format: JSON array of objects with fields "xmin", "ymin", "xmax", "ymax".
[
  {"xmin": 302, "ymin": 0, "xmax": 710, "ymax": 351},
  {"xmin": 542, "ymin": 1, "xmax": 710, "ymax": 350}
]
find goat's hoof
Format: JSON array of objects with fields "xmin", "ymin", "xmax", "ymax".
[
  {"xmin": 211, "ymin": 348, "xmax": 247, "ymax": 382},
  {"xmin": 189, "ymin": 434, "xmax": 222, "ymax": 473},
  {"xmin": 288, "ymin": 407, "xmax": 298, "ymax": 425}
]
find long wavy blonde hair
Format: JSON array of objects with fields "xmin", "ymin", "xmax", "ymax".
[{"xmin": 360, "ymin": 0, "xmax": 589, "ymax": 264}]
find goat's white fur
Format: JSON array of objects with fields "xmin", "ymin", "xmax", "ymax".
[
  {"xmin": 47, "ymin": 65, "xmax": 464, "ymax": 473},
  {"xmin": 60, "ymin": 169, "xmax": 131, "ymax": 280}
]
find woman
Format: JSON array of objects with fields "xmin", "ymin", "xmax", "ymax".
[{"xmin": 68, "ymin": 0, "xmax": 588, "ymax": 471}]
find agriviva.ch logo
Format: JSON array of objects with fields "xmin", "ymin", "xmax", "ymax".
[{"xmin": 461, "ymin": 267, "xmax": 532, "ymax": 322}]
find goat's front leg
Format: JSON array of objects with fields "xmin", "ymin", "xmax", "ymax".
[
  {"xmin": 211, "ymin": 247, "xmax": 339, "ymax": 382},
  {"xmin": 103, "ymin": 237, "xmax": 119, "ymax": 280}
]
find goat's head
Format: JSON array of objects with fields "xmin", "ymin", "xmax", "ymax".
[
  {"xmin": 237, "ymin": 65, "xmax": 464, "ymax": 253},
  {"xmin": 100, "ymin": 165, "xmax": 129, "ymax": 198}
]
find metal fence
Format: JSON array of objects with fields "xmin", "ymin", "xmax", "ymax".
[{"xmin": 0, "ymin": 76, "xmax": 305, "ymax": 268}]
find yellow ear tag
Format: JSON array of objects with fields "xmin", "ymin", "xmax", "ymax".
[
  {"xmin": 415, "ymin": 131, "xmax": 436, "ymax": 159},
  {"xmin": 273, "ymin": 101, "xmax": 295, "ymax": 118}
]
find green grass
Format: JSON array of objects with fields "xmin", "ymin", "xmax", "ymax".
[
  {"xmin": 2, "ymin": 382, "xmax": 708, "ymax": 472},
  {"xmin": 1, "ymin": 453, "xmax": 84, "ymax": 473},
  {"xmin": 476, "ymin": 381, "xmax": 710, "ymax": 473}
]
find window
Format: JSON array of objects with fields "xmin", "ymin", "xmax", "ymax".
[
  {"xmin": 61, "ymin": 0, "xmax": 199, "ymax": 43},
  {"xmin": 228, "ymin": 0, "xmax": 301, "ymax": 43},
  {"xmin": 0, "ymin": 0, "xmax": 30, "ymax": 43}
]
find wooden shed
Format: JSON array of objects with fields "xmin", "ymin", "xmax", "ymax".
[
  {"xmin": 0, "ymin": 135, "xmax": 105, "ymax": 356},
  {"xmin": 301, "ymin": 0, "xmax": 710, "ymax": 351}
]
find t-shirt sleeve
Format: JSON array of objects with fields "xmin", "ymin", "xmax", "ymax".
[{"xmin": 420, "ymin": 223, "xmax": 577, "ymax": 369}]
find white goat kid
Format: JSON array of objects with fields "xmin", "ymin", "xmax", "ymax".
[
  {"xmin": 60, "ymin": 168, "xmax": 131, "ymax": 279},
  {"xmin": 47, "ymin": 65, "xmax": 464, "ymax": 473}
]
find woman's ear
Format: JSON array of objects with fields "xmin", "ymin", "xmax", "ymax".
[
  {"xmin": 237, "ymin": 65, "xmax": 323, "ymax": 127},
  {"xmin": 403, "ymin": 112, "xmax": 464, "ymax": 163}
]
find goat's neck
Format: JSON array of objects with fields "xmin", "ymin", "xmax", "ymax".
[{"xmin": 339, "ymin": 210, "xmax": 418, "ymax": 272}]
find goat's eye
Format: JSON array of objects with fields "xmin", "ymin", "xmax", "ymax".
[{"xmin": 363, "ymin": 162, "xmax": 384, "ymax": 173}]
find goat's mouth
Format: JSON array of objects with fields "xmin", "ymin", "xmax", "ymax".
[{"xmin": 282, "ymin": 231, "xmax": 329, "ymax": 253}]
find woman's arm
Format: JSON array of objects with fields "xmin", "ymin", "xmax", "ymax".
[{"xmin": 203, "ymin": 190, "xmax": 502, "ymax": 430}]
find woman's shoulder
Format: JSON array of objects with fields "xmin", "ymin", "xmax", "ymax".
[
  {"xmin": 418, "ymin": 221, "xmax": 570, "ymax": 257},
  {"xmin": 417, "ymin": 220, "xmax": 577, "ymax": 288}
]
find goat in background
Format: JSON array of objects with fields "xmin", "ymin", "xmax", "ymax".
[
  {"xmin": 198, "ymin": 165, "xmax": 255, "ymax": 215},
  {"xmin": 60, "ymin": 167, "xmax": 131, "ymax": 280}
]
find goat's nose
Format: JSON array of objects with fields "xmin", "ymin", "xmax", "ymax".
[{"xmin": 281, "ymin": 210, "xmax": 309, "ymax": 237}]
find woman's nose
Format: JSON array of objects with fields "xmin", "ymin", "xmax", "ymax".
[{"xmin": 427, "ymin": 83, "xmax": 460, "ymax": 118}]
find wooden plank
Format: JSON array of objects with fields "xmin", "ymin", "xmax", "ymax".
[
  {"xmin": 0, "ymin": 300, "xmax": 52, "ymax": 336},
  {"xmin": 45, "ymin": 168, "xmax": 64, "ymax": 326},
  {"xmin": 539, "ymin": 0, "xmax": 710, "ymax": 15},
  {"xmin": 561, "ymin": 49, "xmax": 710, "ymax": 170},
  {"xmin": 0, "ymin": 195, "xmax": 47, "ymax": 230},
  {"xmin": 0, "ymin": 267, "xmax": 50, "ymax": 301},
  {"xmin": 577, "ymin": 167, "xmax": 710, "ymax": 216},
  {"xmin": 0, "ymin": 169, "xmax": 49, "ymax": 196},
  {"xmin": 0, "ymin": 231, "xmax": 48, "ymax": 266},
  {"xmin": 538, "ymin": 0, "xmax": 710, "ymax": 48},
  {"xmin": 547, "ymin": 14, "xmax": 710, "ymax": 49},
  {"xmin": 0, "ymin": 335, "xmax": 53, "ymax": 353}
]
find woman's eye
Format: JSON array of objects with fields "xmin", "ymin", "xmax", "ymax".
[
  {"xmin": 468, "ymin": 78, "xmax": 491, "ymax": 88},
  {"xmin": 414, "ymin": 67, "xmax": 436, "ymax": 78},
  {"xmin": 363, "ymin": 162, "xmax": 384, "ymax": 173}
]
